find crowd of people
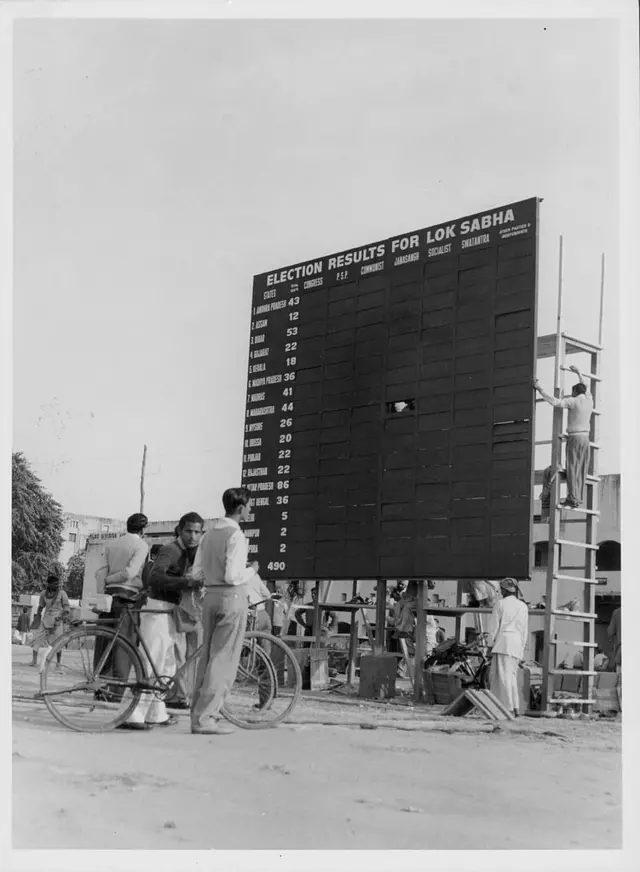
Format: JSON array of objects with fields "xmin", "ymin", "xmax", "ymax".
[
  {"xmin": 14, "ymin": 427, "xmax": 619, "ymax": 728},
  {"xmin": 91, "ymin": 487, "xmax": 265, "ymax": 735}
]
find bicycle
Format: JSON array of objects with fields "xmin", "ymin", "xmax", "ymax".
[
  {"xmin": 38, "ymin": 597, "xmax": 302, "ymax": 733},
  {"xmin": 424, "ymin": 634, "xmax": 492, "ymax": 690}
]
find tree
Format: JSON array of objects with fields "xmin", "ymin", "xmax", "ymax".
[
  {"xmin": 12, "ymin": 452, "xmax": 64, "ymax": 597},
  {"xmin": 65, "ymin": 551, "xmax": 86, "ymax": 599}
]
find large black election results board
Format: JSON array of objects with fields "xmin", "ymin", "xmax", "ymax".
[{"xmin": 241, "ymin": 198, "xmax": 539, "ymax": 580}]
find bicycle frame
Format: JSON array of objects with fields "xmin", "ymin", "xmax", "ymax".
[
  {"xmin": 88, "ymin": 607, "xmax": 191, "ymax": 695},
  {"xmin": 90, "ymin": 604, "xmax": 268, "ymax": 696},
  {"xmin": 458, "ymin": 645, "xmax": 491, "ymax": 688},
  {"xmin": 86, "ymin": 593, "xmax": 283, "ymax": 700},
  {"xmin": 42, "ymin": 600, "xmax": 302, "ymax": 732}
]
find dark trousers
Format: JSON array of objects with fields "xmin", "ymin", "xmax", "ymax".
[
  {"xmin": 93, "ymin": 598, "xmax": 138, "ymax": 702},
  {"xmin": 566, "ymin": 433, "xmax": 590, "ymax": 504},
  {"xmin": 387, "ymin": 629, "xmax": 400, "ymax": 654}
]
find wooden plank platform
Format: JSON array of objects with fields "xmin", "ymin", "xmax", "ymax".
[{"xmin": 536, "ymin": 333, "xmax": 601, "ymax": 359}]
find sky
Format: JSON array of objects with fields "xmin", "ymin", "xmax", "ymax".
[{"xmin": 11, "ymin": 13, "xmax": 623, "ymax": 523}]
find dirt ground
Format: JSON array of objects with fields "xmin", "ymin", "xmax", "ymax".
[{"xmin": 11, "ymin": 645, "xmax": 622, "ymax": 851}]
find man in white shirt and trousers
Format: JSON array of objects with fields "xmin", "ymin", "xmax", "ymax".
[
  {"xmin": 93, "ymin": 513, "xmax": 149, "ymax": 703},
  {"xmin": 190, "ymin": 487, "xmax": 259, "ymax": 735},
  {"xmin": 488, "ymin": 578, "xmax": 529, "ymax": 717},
  {"xmin": 533, "ymin": 365, "xmax": 594, "ymax": 509}
]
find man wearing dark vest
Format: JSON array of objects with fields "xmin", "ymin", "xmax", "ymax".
[
  {"xmin": 118, "ymin": 512, "xmax": 204, "ymax": 730},
  {"xmin": 190, "ymin": 487, "xmax": 258, "ymax": 735}
]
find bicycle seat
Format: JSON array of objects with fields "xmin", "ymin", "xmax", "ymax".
[{"xmin": 105, "ymin": 586, "xmax": 145, "ymax": 604}]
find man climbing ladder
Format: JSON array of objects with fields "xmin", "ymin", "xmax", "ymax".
[{"xmin": 533, "ymin": 364, "xmax": 594, "ymax": 510}]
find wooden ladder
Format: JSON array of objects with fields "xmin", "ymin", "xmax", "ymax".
[{"xmin": 535, "ymin": 330, "xmax": 602, "ymax": 713}]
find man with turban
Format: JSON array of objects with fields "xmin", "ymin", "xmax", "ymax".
[{"xmin": 488, "ymin": 578, "xmax": 529, "ymax": 716}]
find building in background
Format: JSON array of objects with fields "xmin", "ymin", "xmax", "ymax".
[{"xmin": 58, "ymin": 513, "xmax": 127, "ymax": 564}]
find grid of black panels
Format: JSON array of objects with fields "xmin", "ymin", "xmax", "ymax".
[{"xmin": 241, "ymin": 198, "xmax": 539, "ymax": 580}]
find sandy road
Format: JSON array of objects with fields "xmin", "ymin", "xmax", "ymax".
[{"xmin": 12, "ymin": 695, "xmax": 621, "ymax": 851}]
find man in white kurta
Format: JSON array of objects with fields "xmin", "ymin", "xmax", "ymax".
[{"xmin": 488, "ymin": 578, "xmax": 529, "ymax": 716}]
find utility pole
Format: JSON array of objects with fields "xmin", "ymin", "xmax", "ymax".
[{"xmin": 139, "ymin": 444, "xmax": 147, "ymax": 514}]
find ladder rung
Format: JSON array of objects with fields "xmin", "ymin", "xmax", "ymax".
[
  {"xmin": 534, "ymin": 397, "xmax": 600, "ymax": 415},
  {"xmin": 556, "ymin": 538, "xmax": 598, "ymax": 550},
  {"xmin": 561, "ymin": 518, "xmax": 597, "ymax": 524},
  {"xmin": 559, "ymin": 565, "xmax": 592, "ymax": 571},
  {"xmin": 559, "ymin": 365, "xmax": 602, "ymax": 382},
  {"xmin": 560, "ymin": 435, "xmax": 600, "ymax": 448},
  {"xmin": 534, "ymin": 438, "xmax": 600, "ymax": 450},
  {"xmin": 550, "ymin": 669, "xmax": 598, "ymax": 676},
  {"xmin": 552, "ymin": 610, "xmax": 597, "ymax": 620},
  {"xmin": 561, "ymin": 332, "xmax": 603, "ymax": 352},
  {"xmin": 553, "ymin": 574, "xmax": 599, "ymax": 584},
  {"xmin": 556, "ymin": 505, "xmax": 600, "ymax": 516},
  {"xmin": 548, "ymin": 698, "xmax": 595, "ymax": 706},
  {"xmin": 533, "ymin": 472, "xmax": 599, "ymax": 488},
  {"xmin": 533, "ymin": 470, "xmax": 599, "ymax": 482},
  {"xmin": 549, "ymin": 640, "xmax": 598, "ymax": 647}
]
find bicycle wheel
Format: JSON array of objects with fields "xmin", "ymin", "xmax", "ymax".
[
  {"xmin": 478, "ymin": 660, "xmax": 491, "ymax": 689},
  {"xmin": 219, "ymin": 637, "xmax": 276, "ymax": 728},
  {"xmin": 40, "ymin": 625, "xmax": 145, "ymax": 732},
  {"xmin": 221, "ymin": 631, "xmax": 302, "ymax": 730}
]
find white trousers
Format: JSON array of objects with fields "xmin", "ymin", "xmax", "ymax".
[
  {"xmin": 121, "ymin": 600, "xmax": 177, "ymax": 725},
  {"xmin": 490, "ymin": 653, "xmax": 520, "ymax": 714}
]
